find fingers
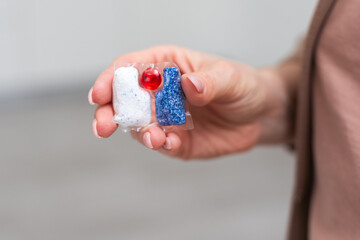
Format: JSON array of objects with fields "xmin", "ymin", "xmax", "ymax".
[
  {"xmin": 92, "ymin": 103, "xmax": 176, "ymax": 150},
  {"xmin": 181, "ymin": 61, "xmax": 238, "ymax": 107},
  {"xmin": 90, "ymin": 45, "xmax": 190, "ymax": 106},
  {"xmin": 131, "ymin": 125, "xmax": 166, "ymax": 150},
  {"xmin": 142, "ymin": 127, "xmax": 166, "ymax": 150},
  {"xmin": 93, "ymin": 101, "xmax": 183, "ymax": 154},
  {"xmin": 181, "ymin": 72, "xmax": 215, "ymax": 107},
  {"xmin": 94, "ymin": 103, "xmax": 118, "ymax": 138},
  {"xmin": 163, "ymin": 132, "xmax": 182, "ymax": 152},
  {"xmin": 130, "ymin": 125, "xmax": 182, "ymax": 153},
  {"xmin": 91, "ymin": 68, "xmax": 114, "ymax": 105},
  {"xmin": 91, "ymin": 52, "xmax": 156, "ymax": 105}
]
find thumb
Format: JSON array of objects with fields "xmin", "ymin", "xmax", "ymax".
[{"xmin": 181, "ymin": 71, "xmax": 218, "ymax": 107}]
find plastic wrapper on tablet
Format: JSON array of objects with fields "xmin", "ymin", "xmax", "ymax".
[{"xmin": 112, "ymin": 62, "xmax": 193, "ymax": 132}]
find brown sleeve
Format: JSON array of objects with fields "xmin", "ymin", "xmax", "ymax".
[{"xmin": 277, "ymin": 39, "xmax": 305, "ymax": 148}]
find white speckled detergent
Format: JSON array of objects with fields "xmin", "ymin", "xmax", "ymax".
[{"xmin": 112, "ymin": 67, "xmax": 151, "ymax": 130}]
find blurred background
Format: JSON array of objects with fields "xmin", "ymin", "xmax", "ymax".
[{"xmin": 0, "ymin": 0, "xmax": 316, "ymax": 239}]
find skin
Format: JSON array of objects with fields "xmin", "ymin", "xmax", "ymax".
[{"xmin": 89, "ymin": 45, "xmax": 298, "ymax": 160}]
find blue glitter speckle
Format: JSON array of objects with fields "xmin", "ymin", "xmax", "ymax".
[{"xmin": 155, "ymin": 67, "xmax": 186, "ymax": 126}]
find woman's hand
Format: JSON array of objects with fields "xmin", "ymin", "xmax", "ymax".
[{"xmin": 89, "ymin": 45, "xmax": 293, "ymax": 159}]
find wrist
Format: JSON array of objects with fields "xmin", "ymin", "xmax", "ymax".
[{"xmin": 256, "ymin": 68, "xmax": 295, "ymax": 144}]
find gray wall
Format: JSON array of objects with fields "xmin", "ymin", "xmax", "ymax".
[
  {"xmin": 0, "ymin": 0, "xmax": 316, "ymax": 239},
  {"xmin": 1, "ymin": 0, "xmax": 315, "ymax": 95}
]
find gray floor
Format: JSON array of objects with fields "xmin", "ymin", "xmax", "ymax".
[{"xmin": 0, "ymin": 87, "xmax": 295, "ymax": 240}]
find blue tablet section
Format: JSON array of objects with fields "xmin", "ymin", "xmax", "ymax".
[{"xmin": 155, "ymin": 67, "xmax": 186, "ymax": 126}]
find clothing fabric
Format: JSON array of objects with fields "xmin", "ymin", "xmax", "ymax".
[
  {"xmin": 288, "ymin": 0, "xmax": 337, "ymax": 239},
  {"xmin": 311, "ymin": 0, "xmax": 360, "ymax": 239}
]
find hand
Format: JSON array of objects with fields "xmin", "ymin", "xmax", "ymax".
[{"xmin": 89, "ymin": 45, "xmax": 290, "ymax": 159}]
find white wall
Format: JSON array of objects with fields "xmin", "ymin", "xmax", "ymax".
[{"xmin": 0, "ymin": 0, "xmax": 316, "ymax": 96}]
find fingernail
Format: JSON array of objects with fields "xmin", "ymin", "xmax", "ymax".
[
  {"xmin": 88, "ymin": 87, "xmax": 95, "ymax": 105},
  {"xmin": 92, "ymin": 119, "xmax": 101, "ymax": 138},
  {"xmin": 187, "ymin": 75, "xmax": 204, "ymax": 93},
  {"xmin": 143, "ymin": 132, "xmax": 153, "ymax": 149},
  {"xmin": 163, "ymin": 137, "xmax": 172, "ymax": 150}
]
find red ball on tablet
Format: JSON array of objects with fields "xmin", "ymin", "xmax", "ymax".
[{"xmin": 141, "ymin": 68, "xmax": 162, "ymax": 90}]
